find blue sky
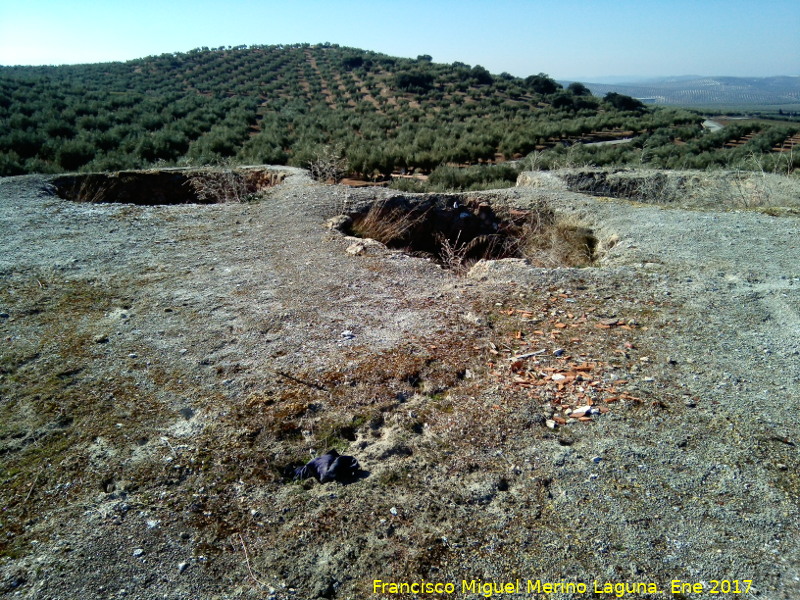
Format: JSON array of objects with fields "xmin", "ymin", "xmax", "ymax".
[{"xmin": 0, "ymin": 0, "xmax": 798, "ymax": 80}]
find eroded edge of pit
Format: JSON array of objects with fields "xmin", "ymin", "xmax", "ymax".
[
  {"xmin": 327, "ymin": 193, "xmax": 599, "ymax": 270},
  {"xmin": 50, "ymin": 166, "xmax": 288, "ymax": 205}
]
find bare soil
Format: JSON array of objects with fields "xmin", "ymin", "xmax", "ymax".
[{"xmin": 1, "ymin": 167, "xmax": 799, "ymax": 599}]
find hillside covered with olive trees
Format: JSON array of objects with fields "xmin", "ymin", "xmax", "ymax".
[{"xmin": 1, "ymin": 44, "xmax": 798, "ymax": 185}]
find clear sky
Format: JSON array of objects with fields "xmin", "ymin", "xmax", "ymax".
[{"xmin": 1, "ymin": 0, "xmax": 798, "ymax": 80}]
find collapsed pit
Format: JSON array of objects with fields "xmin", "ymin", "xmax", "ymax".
[
  {"xmin": 339, "ymin": 195, "xmax": 598, "ymax": 269},
  {"xmin": 50, "ymin": 167, "xmax": 287, "ymax": 205}
]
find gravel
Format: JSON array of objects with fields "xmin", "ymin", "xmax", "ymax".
[{"xmin": 1, "ymin": 167, "xmax": 798, "ymax": 599}]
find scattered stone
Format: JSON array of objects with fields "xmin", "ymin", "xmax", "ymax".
[
  {"xmin": 466, "ymin": 258, "xmax": 531, "ymax": 281},
  {"xmin": 340, "ymin": 330, "xmax": 355, "ymax": 340},
  {"xmin": 178, "ymin": 561, "xmax": 189, "ymax": 574},
  {"xmin": 107, "ymin": 308, "xmax": 130, "ymax": 320},
  {"xmin": 571, "ymin": 406, "xmax": 592, "ymax": 418},
  {"xmin": 600, "ymin": 317, "xmax": 623, "ymax": 326},
  {"xmin": 0, "ymin": 312, "xmax": 9, "ymax": 319},
  {"xmin": 346, "ymin": 242, "xmax": 366, "ymax": 255},
  {"xmin": 93, "ymin": 334, "xmax": 109, "ymax": 344},
  {"xmin": 345, "ymin": 237, "xmax": 385, "ymax": 256},
  {"xmin": 459, "ymin": 311, "xmax": 485, "ymax": 326},
  {"xmin": 326, "ymin": 215, "xmax": 352, "ymax": 231},
  {"xmin": 591, "ymin": 456, "xmax": 602, "ymax": 464},
  {"xmin": 128, "ymin": 353, "xmax": 138, "ymax": 359},
  {"xmin": 132, "ymin": 548, "xmax": 144, "ymax": 558},
  {"xmin": 545, "ymin": 419, "xmax": 557, "ymax": 429},
  {"xmin": 389, "ymin": 507, "xmax": 398, "ymax": 516}
]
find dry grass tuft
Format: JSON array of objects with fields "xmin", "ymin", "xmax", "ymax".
[
  {"xmin": 349, "ymin": 201, "xmax": 429, "ymax": 246},
  {"xmin": 505, "ymin": 210, "xmax": 597, "ymax": 268},
  {"xmin": 521, "ymin": 219, "xmax": 598, "ymax": 267},
  {"xmin": 436, "ymin": 231, "xmax": 470, "ymax": 273},
  {"xmin": 347, "ymin": 199, "xmax": 597, "ymax": 270},
  {"xmin": 186, "ymin": 170, "xmax": 256, "ymax": 203}
]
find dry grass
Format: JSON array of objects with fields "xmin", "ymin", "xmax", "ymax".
[
  {"xmin": 436, "ymin": 231, "xmax": 470, "ymax": 273},
  {"xmin": 348, "ymin": 199, "xmax": 598, "ymax": 270},
  {"xmin": 520, "ymin": 218, "xmax": 598, "ymax": 268},
  {"xmin": 308, "ymin": 143, "xmax": 348, "ymax": 183},
  {"xmin": 349, "ymin": 200, "xmax": 430, "ymax": 246},
  {"xmin": 186, "ymin": 169, "xmax": 255, "ymax": 203},
  {"xmin": 496, "ymin": 208, "xmax": 598, "ymax": 268}
]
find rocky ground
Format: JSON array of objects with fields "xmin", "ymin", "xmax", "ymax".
[{"xmin": 0, "ymin": 167, "xmax": 798, "ymax": 599}]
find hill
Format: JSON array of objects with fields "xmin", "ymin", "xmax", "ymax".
[
  {"xmin": 1, "ymin": 45, "xmax": 798, "ymax": 182},
  {"xmin": 0, "ymin": 44, "xmax": 692, "ymax": 176},
  {"xmin": 573, "ymin": 75, "xmax": 800, "ymax": 108}
]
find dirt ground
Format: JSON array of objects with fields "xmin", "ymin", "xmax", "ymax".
[{"xmin": 1, "ymin": 167, "xmax": 799, "ymax": 599}]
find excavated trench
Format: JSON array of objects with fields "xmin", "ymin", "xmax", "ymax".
[
  {"xmin": 341, "ymin": 195, "xmax": 598, "ymax": 268},
  {"xmin": 49, "ymin": 171, "xmax": 597, "ymax": 269},
  {"xmin": 561, "ymin": 170, "xmax": 671, "ymax": 200},
  {"xmin": 51, "ymin": 167, "xmax": 287, "ymax": 205}
]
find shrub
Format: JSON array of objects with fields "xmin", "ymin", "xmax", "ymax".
[
  {"xmin": 0, "ymin": 150, "xmax": 24, "ymax": 176},
  {"xmin": 308, "ymin": 143, "xmax": 347, "ymax": 183},
  {"xmin": 56, "ymin": 139, "xmax": 96, "ymax": 171},
  {"xmin": 395, "ymin": 71, "xmax": 434, "ymax": 94},
  {"xmin": 427, "ymin": 164, "xmax": 520, "ymax": 191},
  {"xmin": 186, "ymin": 169, "xmax": 258, "ymax": 203}
]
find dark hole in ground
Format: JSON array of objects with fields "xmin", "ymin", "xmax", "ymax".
[
  {"xmin": 50, "ymin": 168, "xmax": 286, "ymax": 205},
  {"xmin": 341, "ymin": 195, "xmax": 597, "ymax": 269},
  {"xmin": 561, "ymin": 169, "xmax": 672, "ymax": 202}
]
